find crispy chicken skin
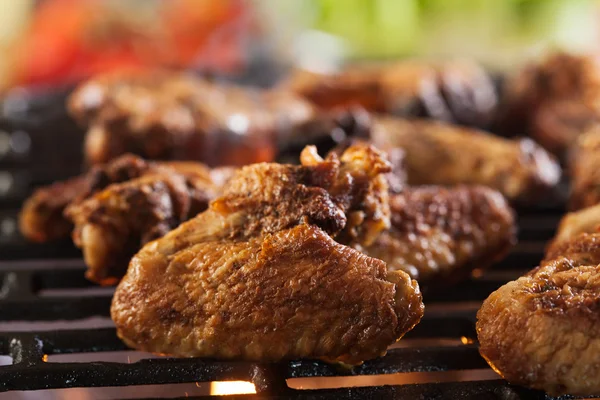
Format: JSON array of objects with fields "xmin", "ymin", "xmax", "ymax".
[
  {"xmin": 477, "ymin": 232, "xmax": 600, "ymax": 396},
  {"xmin": 546, "ymin": 203, "xmax": 600, "ymax": 260},
  {"xmin": 354, "ymin": 186, "xmax": 516, "ymax": 284},
  {"xmin": 69, "ymin": 72, "xmax": 324, "ymax": 166},
  {"xmin": 111, "ymin": 144, "xmax": 423, "ymax": 364},
  {"xmin": 285, "ymin": 59, "xmax": 497, "ymax": 128},
  {"xmin": 569, "ymin": 126, "xmax": 600, "ymax": 210},
  {"xmin": 19, "ymin": 154, "xmax": 155, "ymax": 243},
  {"xmin": 369, "ymin": 118, "xmax": 561, "ymax": 203},
  {"xmin": 18, "ymin": 154, "xmax": 229, "ymax": 244},
  {"xmin": 19, "ymin": 177, "xmax": 87, "ymax": 242},
  {"xmin": 65, "ymin": 163, "xmax": 233, "ymax": 285},
  {"xmin": 499, "ymin": 52, "xmax": 600, "ymax": 156}
]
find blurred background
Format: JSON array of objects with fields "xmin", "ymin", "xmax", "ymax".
[{"xmin": 0, "ymin": 0, "xmax": 599, "ymax": 91}]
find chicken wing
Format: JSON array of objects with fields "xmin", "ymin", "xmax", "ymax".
[
  {"xmin": 477, "ymin": 232, "xmax": 600, "ymax": 396},
  {"xmin": 19, "ymin": 176, "xmax": 87, "ymax": 242},
  {"xmin": 498, "ymin": 52, "xmax": 600, "ymax": 156},
  {"xmin": 19, "ymin": 154, "xmax": 230, "ymax": 244},
  {"xmin": 354, "ymin": 186, "xmax": 515, "ymax": 285},
  {"xmin": 284, "ymin": 59, "xmax": 498, "ymax": 128},
  {"xmin": 19, "ymin": 154, "xmax": 154, "ymax": 242},
  {"xmin": 65, "ymin": 164, "xmax": 233, "ymax": 285},
  {"xmin": 111, "ymin": 143, "xmax": 423, "ymax": 364},
  {"xmin": 569, "ymin": 126, "xmax": 600, "ymax": 210},
  {"xmin": 69, "ymin": 71, "xmax": 334, "ymax": 166},
  {"xmin": 369, "ymin": 117, "xmax": 561, "ymax": 203}
]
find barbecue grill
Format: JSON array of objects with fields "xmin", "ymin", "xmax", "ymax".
[{"xmin": 0, "ymin": 91, "xmax": 594, "ymax": 400}]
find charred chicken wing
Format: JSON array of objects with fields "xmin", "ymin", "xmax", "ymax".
[
  {"xmin": 354, "ymin": 186, "xmax": 515, "ymax": 285},
  {"xmin": 19, "ymin": 154, "xmax": 229, "ymax": 244},
  {"xmin": 19, "ymin": 177, "xmax": 87, "ymax": 242},
  {"xmin": 478, "ymin": 232, "xmax": 600, "ymax": 396},
  {"xmin": 19, "ymin": 154, "xmax": 155, "ymax": 242},
  {"xmin": 546, "ymin": 202, "xmax": 600, "ymax": 260},
  {"xmin": 569, "ymin": 126, "xmax": 600, "ymax": 210},
  {"xmin": 111, "ymin": 144, "xmax": 423, "ymax": 364},
  {"xmin": 69, "ymin": 72, "xmax": 332, "ymax": 166},
  {"xmin": 285, "ymin": 59, "xmax": 498, "ymax": 128},
  {"xmin": 369, "ymin": 118, "xmax": 561, "ymax": 203},
  {"xmin": 499, "ymin": 52, "xmax": 600, "ymax": 156}
]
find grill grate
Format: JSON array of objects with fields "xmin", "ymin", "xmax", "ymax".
[{"xmin": 0, "ymin": 206, "xmax": 596, "ymax": 399}]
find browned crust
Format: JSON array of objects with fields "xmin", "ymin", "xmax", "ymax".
[
  {"xmin": 359, "ymin": 185, "xmax": 516, "ymax": 285},
  {"xmin": 477, "ymin": 232, "xmax": 600, "ymax": 396},
  {"xmin": 370, "ymin": 117, "xmax": 561, "ymax": 203},
  {"xmin": 111, "ymin": 144, "xmax": 422, "ymax": 363}
]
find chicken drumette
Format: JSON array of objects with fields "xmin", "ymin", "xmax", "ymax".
[
  {"xmin": 19, "ymin": 154, "xmax": 231, "ymax": 244},
  {"xmin": 569, "ymin": 126, "xmax": 600, "ymax": 210},
  {"xmin": 368, "ymin": 117, "xmax": 561, "ymax": 203},
  {"xmin": 111, "ymin": 144, "xmax": 424, "ymax": 364},
  {"xmin": 498, "ymin": 52, "xmax": 600, "ymax": 157},
  {"xmin": 354, "ymin": 185, "xmax": 515, "ymax": 286},
  {"xmin": 478, "ymin": 231, "xmax": 600, "ymax": 396},
  {"xmin": 65, "ymin": 164, "xmax": 233, "ymax": 285},
  {"xmin": 285, "ymin": 59, "xmax": 498, "ymax": 129},
  {"xmin": 69, "ymin": 72, "xmax": 340, "ymax": 166}
]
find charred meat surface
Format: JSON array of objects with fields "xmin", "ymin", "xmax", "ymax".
[
  {"xmin": 69, "ymin": 72, "xmax": 328, "ymax": 166},
  {"xmin": 546, "ymin": 203, "xmax": 600, "ymax": 260},
  {"xmin": 64, "ymin": 161, "xmax": 233, "ymax": 285},
  {"xmin": 354, "ymin": 186, "xmax": 516, "ymax": 285},
  {"xmin": 19, "ymin": 154, "xmax": 229, "ymax": 244},
  {"xmin": 285, "ymin": 59, "xmax": 498, "ymax": 128},
  {"xmin": 111, "ymin": 144, "xmax": 423, "ymax": 364},
  {"xmin": 369, "ymin": 117, "xmax": 561, "ymax": 203},
  {"xmin": 498, "ymin": 52, "xmax": 600, "ymax": 156},
  {"xmin": 19, "ymin": 177, "xmax": 88, "ymax": 242},
  {"xmin": 19, "ymin": 154, "xmax": 156, "ymax": 243},
  {"xmin": 569, "ymin": 126, "xmax": 600, "ymax": 210},
  {"xmin": 477, "ymin": 232, "xmax": 600, "ymax": 396}
]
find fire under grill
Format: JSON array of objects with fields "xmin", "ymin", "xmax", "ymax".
[{"xmin": 0, "ymin": 204, "xmax": 595, "ymax": 400}]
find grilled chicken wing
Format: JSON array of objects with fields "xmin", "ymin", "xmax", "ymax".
[
  {"xmin": 19, "ymin": 154, "xmax": 155, "ymax": 242},
  {"xmin": 369, "ymin": 117, "xmax": 561, "ymax": 203},
  {"xmin": 111, "ymin": 144, "xmax": 423, "ymax": 364},
  {"xmin": 19, "ymin": 154, "xmax": 228, "ymax": 244},
  {"xmin": 64, "ymin": 162, "xmax": 233, "ymax": 285},
  {"xmin": 477, "ymin": 232, "xmax": 600, "ymax": 396},
  {"xmin": 498, "ymin": 52, "xmax": 600, "ymax": 156},
  {"xmin": 569, "ymin": 126, "xmax": 600, "ymax": 210},
  {"xmin": 285, "ymin": 59, "xmax": 497, "ymax": 128},
  {"xmin": 19, "ymin": 177, "xmax": 87, "ymax": 242},
  {"xmin": 545, "ymin": 202, "xmax": 600, "ymax": 260},
  {"xmin": 69, "ymin": 72, "xmax": 337, "ymax": 166},
  {"xmin": 354, "ymin": 186, "xmax": 515, "ymax": 285}
]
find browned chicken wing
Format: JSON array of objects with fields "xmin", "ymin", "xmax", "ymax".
[
  {"xmin": 569, "ymin": 126, "xmax": 600, "ymax": 210},
  {"xmin": 18, "ymin": 154, "xmax": 229, "ymax": 244},
  {"xmin": 354, "ymin": 186, "xmax": 516, "ymax": 285},
  {"xmin": 498, "ymin": 52, "xmax": 600, "ymax": 156},
  {"xmin": 545, "ymin": 202, "xmax": 600, "ymax": 260},
  {"xmin": 69, "ymin": 72, "xmax": 334, "ymax": 166},
  {"xmin": 477, "ymin": 232, "xmax": 600, "ymax": 396},
  {"xmin": 285, "ymin": 59, "xmax": 497, "ymax": 129},
  {"xmin": 19, "ymin": 177, "xmax": 87, "ymax": 242},
  {"xmin": 19, "ymin": 154, "xmax": 155, "ymax": 243},
  {"xmin": 111, "ymin": 144, "xmax": 423, "ymax": 364},
  {"xmin": 369, "ymin": 117, "xmax": 561, "ymax": 203},
  {"xmin": 65, "ymin": 164, "xmax": 232, "ymax": 285}
]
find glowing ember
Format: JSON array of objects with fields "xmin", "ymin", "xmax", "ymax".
[
  {"xmin": 210, "ymin": 381, "xmax": 257, "ymax": 395},
  {"xmin": 460, "ymin": 336, "xmax": 474, "ymax": 345}
]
